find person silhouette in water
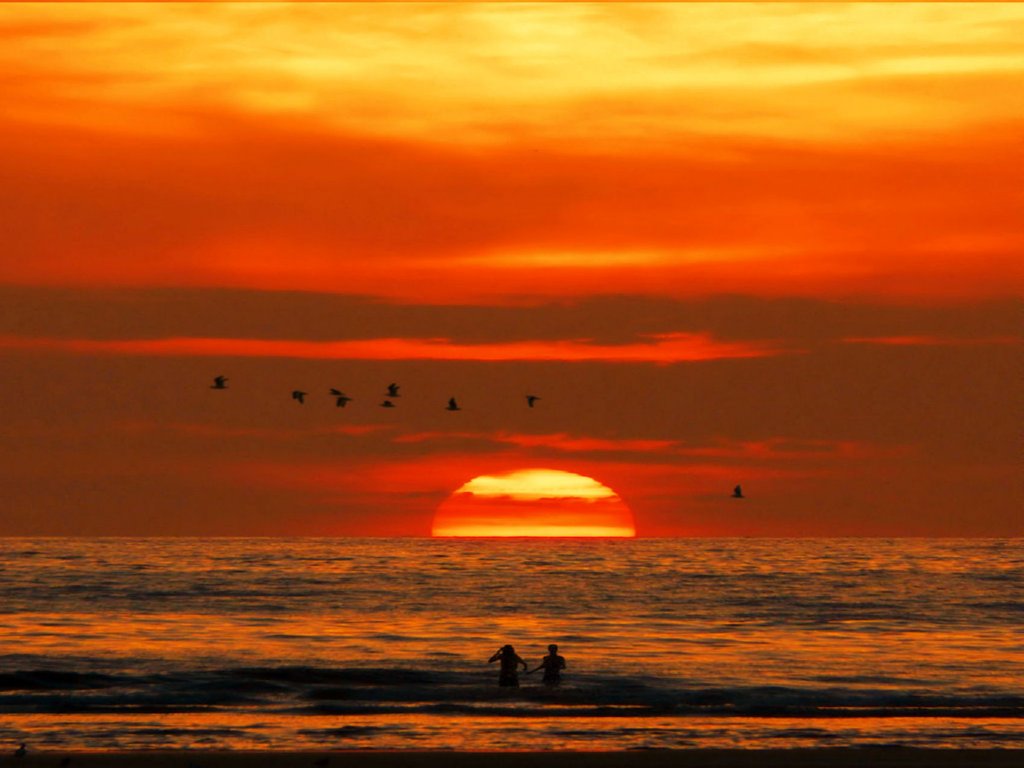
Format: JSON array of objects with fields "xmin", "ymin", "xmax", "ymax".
[
  {"xmin": 489, "ymin": 644, "xmax": 528, "ymax": 687},
  {"xmin": 529, "ymin": 644, "xmax": 566, "ymax": 686}
]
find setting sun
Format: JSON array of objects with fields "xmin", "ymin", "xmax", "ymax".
[{"xmin": 432, "ymin": 468, "xmax": 636, "ymax": 537}]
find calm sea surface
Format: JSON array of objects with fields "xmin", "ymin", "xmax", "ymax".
[{"xmin": 0, "ymin": 538, "xmax": 1021, "ymax": 750}]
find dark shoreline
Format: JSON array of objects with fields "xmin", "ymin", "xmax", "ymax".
[{"xmin": 19, "ymin": 750, "xmax": 1024, "ymax": 768}]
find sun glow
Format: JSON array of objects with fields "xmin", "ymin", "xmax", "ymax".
[{"xmin": 432, "ymin": 468, "xmax": 635, "ymax": 537}]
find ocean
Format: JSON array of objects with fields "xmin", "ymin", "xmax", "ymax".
[{"xmin": 0, "ymin": 538, "xmax": 1021, "ymax": 750}]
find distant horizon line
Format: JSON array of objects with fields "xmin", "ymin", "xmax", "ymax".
[{"xmin": 0, "ymin": 535, "xmax": 1018, "ymax": 540}]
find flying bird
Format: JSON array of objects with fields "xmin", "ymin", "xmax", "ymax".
[
  {"xmin": 292, "ymin": 390, "xmax": 308, "ymax": 405},
  {"xmin": 526, "ymin": 395, "xmax": 540, "ymax": 408},
  {"xmin": 386, "ymin": 383, "xmax": 401, "ymax": 397},
  {"xmin": 210, "ymin": 376, "xmax": 228, "ymax": 390},
  {"xmin": 329, "ymin": 388, "xmax": 344, "ymax": 396},
  {"xmin": 732, "ymin": 484, "xmax": 745, "ymax": 499},
  {"xmin": 446, "ymin": 397, "xmax": 461, "ymax": 411},
  {"xmin": 380, "ymin": 400, "xmax": 396, "ymax": 408},
  {"xmin": 334, "ymin": 393, "xmax": 353, "ymax": 408}
]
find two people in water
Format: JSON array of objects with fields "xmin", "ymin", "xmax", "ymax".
[{"xmin": 489, "ymin": 643, "xmax": 566, "ymax": 687}]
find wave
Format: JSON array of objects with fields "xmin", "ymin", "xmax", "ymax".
[
  {"xmin": 1, "ymin": 665, "xmax": 1021, "ymax": 719},
  {"xmin": 0, "ymin": 670, "xmax": 125, "ymax": 690}
]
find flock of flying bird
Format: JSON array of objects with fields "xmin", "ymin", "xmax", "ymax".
[
  {"xmin": 210, "ymin": 375, "xmax": 541, "ymax": 412},
  {"xmin": 208, "ymin": 375, "xmax": 747, "ymax": 499}
]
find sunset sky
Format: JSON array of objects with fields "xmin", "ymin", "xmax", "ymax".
[{"xmin": 1, "ymin": 2, "xmax": 1020, "ymax": 536}]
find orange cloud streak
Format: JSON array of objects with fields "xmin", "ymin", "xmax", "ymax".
[
  {"xmin": 842, "ymin": 335, "xmax": 1020, "ymax": 347},
  {"xmin": 0, "ymin": 333, "xmax": 785, "ymax": 363}
]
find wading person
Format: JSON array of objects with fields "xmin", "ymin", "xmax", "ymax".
[
  {"xmin": 529, "ymin": 644, "xmax": 566, "ymax": 686},
  {"xmin": 489, "ymin": 644, "xmax": 528, "ymax": 687}
]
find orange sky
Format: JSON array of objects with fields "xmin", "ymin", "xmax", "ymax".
[{"xmin": 0, "ymin": 3, "xmax": 1020, "ymax": 536}]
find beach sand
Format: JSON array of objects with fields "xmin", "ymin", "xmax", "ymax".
[{"xmin": 17, "ymin": 751, "xmax": 1023, "ymax": 768}]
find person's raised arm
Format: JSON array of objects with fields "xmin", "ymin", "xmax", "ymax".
[{"xmin": 488, "ymin": 651, "xmax": 502, "ymax": 663}]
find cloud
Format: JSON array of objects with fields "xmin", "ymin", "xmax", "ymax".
[
  {"xmin": 2, "ymin": 5, "xmax": 1021, "ymax": 304},
  {"xmin": 842, "ymin": 335, "xmax": 1020, "ymax": 347},
  {"xmin": 3, "ymin": 4, "xmax": 1023, "ymax": 145},
  {"xmin": 1, "ymin": 287, "xmax": 1019, "ymax": 347},
  {"xmin": 484, "ymin": 433, "xmax": 679, "ymax": 454},
  {"xmin": 114, "ymin": 420, "xmax": 391, "ymax": 440},
  {"xmin": 0, "ymin": 332, "xmax": 787, "ymax": 363},
  {"xmin": 393, "ymin": 430, "xmax": 911, "ymax": 463},
  {"xmin": 1, "ymin": 111, "xmax": 1022, "ymax": 302}
]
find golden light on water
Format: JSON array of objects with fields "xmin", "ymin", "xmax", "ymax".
[{"xmin": 432, "ymin": 468, "xmax": 636, "ymax": 537}]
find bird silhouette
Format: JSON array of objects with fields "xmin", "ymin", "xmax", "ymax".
[
  {"xmin": 526, "ymin": 395, "xmax": 540, "ymax": 408},
  {"xmin": 15, "ymin": 743, "xmax": 26, "ymax": 758},
  {"xmin": 334, "ymin": 393, "xmax": 353, "ymax": 408},
  {"xmin": 732, "ymin": 484, "xmax": 745, "ymax": 499},
  {"xmin": 329, "ymin": 388, "xmax": 344, "ymax": 396},
  {"xmin": 380, "ymin": 400, "xmax": 396, "ymax": 408},
  {"xmin": 210, "ymin": 376, "xmax": 228, "ymax": 390},
  {"xmin": 446, "ymin": 397, "xmax": 461, "ymax": 411},
  {"xmin": 292, "ymin": 390, "xmax": 308, "ymax": 404},
  {"xmin": 386, "ymin": 383, "xmax": 400, "ymax": 397}
]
